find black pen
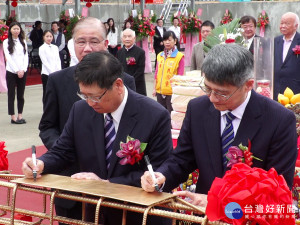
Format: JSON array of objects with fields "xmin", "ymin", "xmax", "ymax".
[
  {"xmin": 144, "ymin": 155, "xmax": 160, "ymax": 192},
  {"xmin": 31, "ymin": 145, "xmax": 37, "ymax": 181}
]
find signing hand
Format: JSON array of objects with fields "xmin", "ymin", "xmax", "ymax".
[
  {"xmin": 141, "ymin": 171, "xmax": 165, "ymax": 192},
  {"xmin": 71, "ymin": 172, "xmax": 108, "ymax": 182},
  {"xmin": 22, "ymin": 157, "xmax": 44, "ymax": 179},
  {"xmin": 173, "ymin": 191, "xmax": 208, "ymax": 208}
]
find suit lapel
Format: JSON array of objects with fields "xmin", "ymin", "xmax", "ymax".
[
  {"xmin": 107, "ymin": 90, "xmax": 138, "ymax": 177},
  {"xmin": 91, "ymin": 112, "xmax": 108, "ymax": 179},
  {"xmin": 233, "ymin": 91, "xmax": 262, "ymax": 148},
  {"xmin": 283, "ymin": 32, "xmax": 300, "ymax": 66},
  {"xmin": 204, "ymin": 104, "xmax": 223, "ymax": 177}
]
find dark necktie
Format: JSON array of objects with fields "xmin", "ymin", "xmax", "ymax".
[
  {"xmin": 221, "ymin": 112, "xmax": 236, "ymax": 169},
  {"xmin": 104, "ymin": 113, "xmax": 116, "ymax": 169}
]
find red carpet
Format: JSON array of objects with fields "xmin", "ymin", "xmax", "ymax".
[
  {"xmin": 0, "ymin": 146, "xmax": 58, "ymax": 224},
  {"xmin": 26, "ymin": 68, "xmax": 42, "ymax": 86}
]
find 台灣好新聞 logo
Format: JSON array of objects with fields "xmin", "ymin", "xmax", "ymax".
[{"xmin": 225, "ymin": 202, "xmax": 243, "ymax": 219}]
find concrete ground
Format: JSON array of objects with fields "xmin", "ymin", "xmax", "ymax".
[{"xmin": 0, "ymin": 54, "xmax": 162, "ymax": 154}]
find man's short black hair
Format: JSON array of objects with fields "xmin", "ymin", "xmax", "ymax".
[
  {"xmin": 201, "ymin": 20, "xmax": 215, "ymax": 30},
  {"xmin": 240, "ymin": 16, "xmax": 257, "ymax": 27},
  {"xmin": 75, "ymin": 51, "xmax": 124, "ymax": 89}
]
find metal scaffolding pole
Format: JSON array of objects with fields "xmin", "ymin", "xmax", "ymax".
[
  {"xmin": 191, "ymin": 0, "xmax": 195, "ymax": 12},
  {"xmin": 75, "ymin": 0, "xmax": 81, "ymax": 16},
  {"xmin": 141, "ymin": 0, "xmax": 145, "ymax": 15}
]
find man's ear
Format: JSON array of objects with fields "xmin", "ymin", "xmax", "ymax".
[{"xmin": 245, "ymin": 79, "xmax": 254, "ymax": 92}]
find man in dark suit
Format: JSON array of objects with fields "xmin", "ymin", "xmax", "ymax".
[
  {"xmin": 240, "ymin": 15, "xmax": 259, "ymax": 54},
  {"xmin": 141, "ymin": 44, "xmax": 297, "ymax": 207},
  {"xmin": 153, "ymin": 18, "xmax": 166, "ymax": 68},
  {"xmin": 117, "ymin": 29, "xmax": 147, "ymax": 96},
  {"xmin": 38, "ymin": 17, "xmax": 135, "ymax": 224},
  {"xmin": 274, "ymin": 12, "xmax": 300, "ymax": 99},
  {"xmin": 23, "ymin": 51, "xmax": 172, "ymax": 224}
]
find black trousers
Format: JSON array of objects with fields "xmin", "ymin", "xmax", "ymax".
[
  {"xmin": 6, "ymin": 70, "xmax": 27, "ymax": 115},
  {"xmin": 41, "ymin": 74, "xmax": 48, "ymax": 104},
  {"xmin": 156, "ymin": 93, "xmax": 173, "ymax": 114}
]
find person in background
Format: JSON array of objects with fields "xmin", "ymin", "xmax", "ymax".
[
  {"xmin": 51, "ymin": 21, "xmax": 66, "ymax": 69},
  {"xmin": 153, "ymin": 31, "xmax": 184, "ymax": 113},
  {"xmin": 142, "ymin": 44, "xmax": 297, "ymax": 207},
  {"xmin": 58, "ymin": 19, "xmax": 67, "ymax": 33},
  {"xmin": 168, "ymin": 17, "xmax": 181, "ymax": 50},
  {"xmin": 153, "ymin": 18, "xmax": 166, "ymax": 69},
  {"xmin": 190, "ymin": 20, "xmax": 215, "ymax": 70},
  {"xmin": 104, "ymin": 22, "xmax": 109, "ymax": 33},
  {"xmin": 117, "ymin": 29, "xmax": 146, "ymax": 96},
  {"xmin": 38, "ymin": 17, "xmax": 135, "ymax": 224},
  {"xmin": 107, "ymin": 18, "xmax": 118, "ymax": 57},
  {"xmin": 120, "ymin": 20, "xmax": 132, "ymax": 46},
  {"xmin": 67, "ymin": 38, "xmax": 79, "ymax": 66},
  {"xmin": 240, "ymin": 15, "xmax": 259, "ymax": 54},
  {"xmin": 29, "ymin": 20, "xmax": 43, "ymax": 50},
  {"xmin": 39, "ymin": 30, "xmax": 61, "ymax": 104},
  {"xmin": 274, "ymin": 12, "xmax": 300, "ymax": 99},
  {"xmin": 3, "ymin": 22, "xmax": 28, "ymax": 124},
  {"xmin": 23, "ymin": 50, "xmax": 172, "ymax": 225}
]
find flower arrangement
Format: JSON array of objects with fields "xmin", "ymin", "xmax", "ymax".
[
  {"xmin": 5, "ymin": 15, "xmax": 17, "ymax": 26},
  {"xmin": 225, "ymin": 140, "xmax": 262, "ymax": 168},
  {"xmin": 0, "ymin": 21, "xmax": 9, "ymax": 43},
  {"xmin": 126, "ymin": 57, "xmax": 136, "ymax": 65},
  {"xmin": 59, "ymin": 10, "xmax": 71, "ymax": 26},
  {"xmin": 0, "ymin": 141, "xmax": 8, "ymax": 171},
  {"xmin": 257, "ymin": 11, "xmax": 269, "ymax": 28},
  {"xmin": 116, "ymin": 136, "xmax": 147, "ymax": 165},
  {"xmin": 206, "ymin": 163, "xmax": 295, "ymax": 225},
  {"xmin": 65, "ymin": 15, "xmax": 82, "ymax": 41},
  {"xmin": 293, "ymin": 45, "xmax": 300, "ymax": 58},
  {"xmin": 180, "ymin": 13, "xmax": 202, "ymax": 34},
  {"xmin": 125, "ymin": 13, "xmax": 155, "ymax": 40},
  {"xmin": 220, "ymin": 9, "xmax": 233, "ymax": 25},
  {"xmin": 203, "ymin": 18, "xmax": 244, "ymax": 53}
]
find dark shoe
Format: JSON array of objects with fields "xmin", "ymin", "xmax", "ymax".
[
  {"xmin": 11, "ymin": 119, "xmax": 26, "ymax": 124},
  {"xmin": 11, "ymin": 119, "xmax": 22, "ymax": 124},
  {"xmin": 18, "ymin": 118, "xmax": 26, "ymax": 123}
]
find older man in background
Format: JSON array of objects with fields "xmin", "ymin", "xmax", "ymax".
[
  {"xmin": 117, "ymin": 28, "xmax": 146, "ymax": 96},
  {"xmin": 274, "ymin": 12, "xmax": 300, "ymax": 99}
]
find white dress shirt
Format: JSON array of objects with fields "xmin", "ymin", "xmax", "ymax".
[
  {"xmin": 245, "ymin": 35, "xmax": 255, "ymax": 50},
  {"xmin": 108, "ymin": 28, "xmax": 118, "ymax": 46},
  {"xmin": 104, "ymin": 87, "xmax": 128, "ymax": 133},
  {"xmin": 282, "ymin": 32, "xmax": 296, "ymax": 62},
  {"xmin": 168, "ymin": 26, "xmax": 180, "ymax": 40},
  {"xmin": 67, "ymin": 38, "xmax": 79, "ymax": 66},
  {"xmin": 3, "ymin": 38, "xmax": 28, "ymax": 74},
  {"xmin": 157, "ymin": 26, "xmax": 164, "ymax": 37},
  {"xmin": 220, "ymin": 90, "xmax": 251, "ymax": 136},
  {"xmin": 39, "ymin": 43, "xmax": 61, "ymax": 75}
]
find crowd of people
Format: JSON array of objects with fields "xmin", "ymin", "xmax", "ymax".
[{"xmin": 0, "ymin": 9, "xmax": 298, "ymax": 224}]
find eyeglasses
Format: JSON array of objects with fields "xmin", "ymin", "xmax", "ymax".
[
  {"xmin": 74, "ymin": 39, "xmax": 105, "ymax": 48},
  {"xmin": 200, "ymin": 84, "xmax": 240, "ymax": 102},
  {"xmin": 77, "ymin": 90, "xmax": 107, "ymax": 103}
]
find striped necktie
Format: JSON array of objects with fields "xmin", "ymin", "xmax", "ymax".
[
  {"xmin": 104, "ymin": 113, "xmax": 116, "ymax": 169},
  {"xmin": 221, "ymin": 112, "xmax": 236, "ymax": 169}
]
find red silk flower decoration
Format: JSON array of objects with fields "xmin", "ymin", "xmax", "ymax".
[
  {"xmin": 206, "ymin": 163, "xmax": 295, "ymax": 225},
  {"xmin": 0, "ymin": 141, "xmax": 9, "ymax": 171}
]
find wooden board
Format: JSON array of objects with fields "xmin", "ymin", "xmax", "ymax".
[{"xmin": 12, "ymin": 174, "xmax": 174, "ymax": 206}]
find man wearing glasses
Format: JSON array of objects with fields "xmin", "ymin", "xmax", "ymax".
[
  {"xmin": 141, "ymin": 44, "xmax": 297, "ymax": 207},
  {"xmin": 23, "ymin": 51, "xmax": 172, "ymax": 224},
  {"xmin": 38, "ymin": 17, "xmax": 136, "ymax": 224}
]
